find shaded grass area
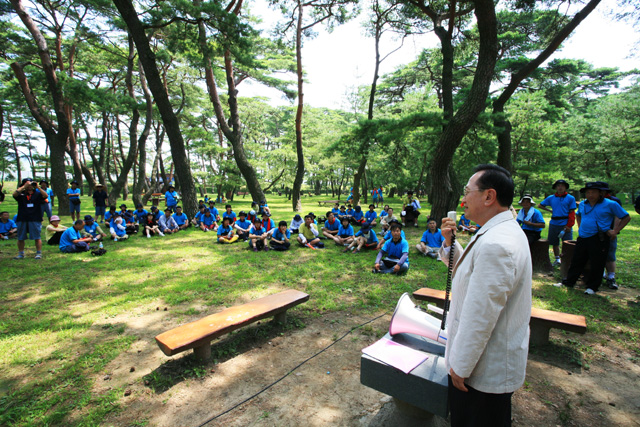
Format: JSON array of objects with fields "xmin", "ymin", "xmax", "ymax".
[{"xmin": 0, "ymin": 194, "xmax": 639, "ymax": 425}]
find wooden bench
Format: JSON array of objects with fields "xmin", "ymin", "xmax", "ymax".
[
  {"xmin": 317, "ymin": 200, "xmax": 339, "ymax": 206},
  {"xmin": 155, "ymin": 290, "xmax": 310, "ymax": 360},
  {"xmin": 151, "ymin": 193, "xmax": 164, "ymax": 206},
  {"xmin": 412, "ymin": 288, "xmax": 586, "ymax": 346}
]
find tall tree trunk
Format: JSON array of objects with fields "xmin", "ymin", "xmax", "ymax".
[
  {"xmin": 291, "ymin": 0, "xmax": 305, "ymax": 212},
  {"xmin": 494, "ymin": 0, "xmax": 602, "ymax": 172},
  {"xmin": 428, "ymin": 0, "xmax": 499, "ymax": 222},
  {"xmin": 113, "ymin": 0, "xmax": 198, "ymax": 216},
  {"xmin": 133, "ymin": 60, "xmax": 153, "ymax": 207},
  {"xmin": 7, "ymin": 115, "xmax": 22, "ymax": 184}
]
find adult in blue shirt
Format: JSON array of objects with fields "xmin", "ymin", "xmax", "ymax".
[
  {"xmin": 332, "ymin": 217, "xmax": 354, "ymax": 246},
  {"xmin": 165, "ymin": 185, "xmax": 179, "ymax": 210},
  {"xmin": 373, "ymin": 223, "xmax": 409, "ymax": 274},
  {"xmin": 67, "ymin": 180, "xmax": 82, "ymax": 222},
  {"xmin": 417, "ymin": 218, "xmax": 445, "ymax": 258},
  {"xmin": 270, "ymin": 220, "xmax": 291, "ymax": 251},
  {"xmin": 322, "ymin": 211, "xmax": 340, "ymax": 239},
  {"xmin": 234, "ymin": 211, "xmax": 253, "ymax": 241},
  {"xmin": 133, "ymin": 204, "xmax": 149, "ymax": 224},
  {"xmin": 539, "ymin": 179, "xmax": 577, "ymax": 267},
  {"xmin": 39, "ymin": 180, "xmax": 54, "ymax": 221},
  {"xmin": 516, "ymin": 195, "xmax": 545, "ymax": 245},
  {"xmin": 344, "ymin": 223, "xmax": 379, "ymax": 253},
  {"xmin": 364, "ymin": 204, "xmax": 377, "ymax": 226},
  {"xmin": 59, "ymin": 220, "xmax": 92, "ymax": 253},
  {"xmin": 558, "ymin": 182, "xmax": 630, "ymax": 295},
  {"xmin": 376, "ymin": 220, "xmax": 406, "ymax": 250},
  {"xmin": 173, "ymin": 206, "xmax": 189, "ymax": 230}
]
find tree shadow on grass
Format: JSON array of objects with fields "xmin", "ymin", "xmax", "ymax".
[
  {"xmin": 143, "ymin": 315, "xmax": 306, "ymax": 394},
  {"xmin": 528, "ymin": 339, "xmax": 586, "ymax": 373}
]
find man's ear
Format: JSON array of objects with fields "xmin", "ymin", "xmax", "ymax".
[{"xmin": 484, "ymin": 188, "xmax": 498, "ymax": 206}]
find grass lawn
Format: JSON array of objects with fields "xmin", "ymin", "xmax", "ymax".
[{"xmin": 0, "ymin": 192, "xmax": 639, "ymax": 426}]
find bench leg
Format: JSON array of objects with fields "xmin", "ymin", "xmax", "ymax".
[
  {"xmin": 273, "ymin": 311, "xmax": 287, "ymax": 324},
  {"xmin": 193, "ymin": 343, "xmax": 211, "ymax": 360},
  {"xmin": 529, "ymin": 323, "xmax": 550, "ymax": 346}
]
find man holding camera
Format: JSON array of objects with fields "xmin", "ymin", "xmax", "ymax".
[{"xmin": 13, "ymin": 178, "xmax": 48, "ymax": 259}]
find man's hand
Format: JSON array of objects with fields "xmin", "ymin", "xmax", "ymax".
[
  {"xmin": 374, "ymin": 263, "xmax": 380, "ymax": 271},
  {"xmin": 606, "ymin": 229, "xmax": 617, "ymax": 238},
  {"xmin": 563, "ymin": 226, "xmax": 571, "ymax": 232},
  {"xmin": 441, "ymin": 217, "xmax": 456, "ymax": 246},
  {"xmin": 450, "ymin": 368, "xmax": 468, "ymax": 392},
  {"xmin": 393, "ymin": 264, "xmax": 400, "ymax": 273}
]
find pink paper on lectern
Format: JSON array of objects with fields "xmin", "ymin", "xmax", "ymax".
[{"xmin": 361, "ymin": 338, "xmax": 429, "ymax": 374}]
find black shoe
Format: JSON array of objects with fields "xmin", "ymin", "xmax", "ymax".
[{"xmin": 606, "ymin": 278, "xmax": 618, "ymax": 290}]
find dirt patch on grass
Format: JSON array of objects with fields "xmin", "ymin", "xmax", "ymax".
[{"xmin": 91, "ymin": 290, "xmax": 640, "ymax": 427}]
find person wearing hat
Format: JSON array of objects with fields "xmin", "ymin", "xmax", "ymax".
[
  {"xmin": 344, "ymin": 222, "xmax": 379, "ymax": 253},
  {"xmin": 67, "ymin": 181, "xmax": 82, "ymax": 222},
  {"xmin": 261, "ymin": 212, "xmax": 275, "ymax": 234},
  {"xmin": 92, "ymin": 184, "xmax": 108, "ymax": 223},
  {"xmin": 289, "ymin": 214, "xmax": 303, "ymax": 234},
  {"xmin": 516, "ymin": 195, "xmax": 545, "ymax": 245},
  {"xmin": 539, "ymin": 179, "xmax": 577, "ymax": 266},
  {"xmin": 234, "ymin": 211, "xmax": 252, "ymax": 241},
  {"xmin": 39, "ymin": 180, "xmax": 54, "ymax": 221},
  {"xmin": 143, "ymin": 212, "xmax": 162, "ymax": 238},
  {"xmin": 417, "ymin": 217, "xmax": 445, "ymax": 258},
  {"xmin": 150, "ymin": 205, "xmax": 162, "ymax": 221},
  {"xmin": 59, "ymin": 220, "xmax": 93, "ymax": 253},
  {"xmin": 159, "ymin": 208, "xmax": 179, "ymax": 234},
  {"xmin": 109, "ymin": 213, "xmax": 130, "ymax": 241},
  {"xmin": 165, "ymin": 185, "xmax": 179, "ymax": 211},
  {"xmin": 337, "ymin": 205, "xmax": 348, "ymax": 221},
  {"xmin": 0, "ymin": 211, "xmax": 18, "ymax": 240},
  {"xmin": 45, "ymin": 215, "xmax": 68, "ymax": 245},
  {"xmin": 373, "ymin": 222, "xmax": 409, "ymax": 274},
  {"xmin": 172, "ymin": 206, "xmax": 189, "ymax": 230},
  {"xmin": 13, "ymin": 178, "xmax": 48, "ymax": 259},
  {"xmin": 557, "ymin": 182, "xmax": 630, "ymax": 295},
  {"xmin": 82, "ymin": 215, "xmax": 107, "ymax": 241}
]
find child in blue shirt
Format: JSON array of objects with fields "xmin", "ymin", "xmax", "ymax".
[
  {"xmin": 208, "ymin": 201, "xmax": 220, "ymax": 221},
  {"xmin": 172, "ymin": 206, "xmax": 189, "ymax": 230},
  {"xmin": 344, "ymin": 223, "xmax": 379, "ymax": 253},
  {"xmin": 0, "ymin": 211, "xmax": 18, "ymax": 239},
  {"xmin": 351, "ymin": 206, "xmax": 365, "ymax": 225},
  {"xmin": 270, "ymin": 220, "xmax": 291, "ymax": 251},
  {"xmin": 165, "ymin": 186, "xmax": 179, "ymax": 210},
  {"xmin": 192, "ymin": 206, "xmax": 207, "ymax": 227},
  {"xmin": 223, "ymin": 204, "xmax": 236, "ymax": 224},
  {"xmin": 133, "ymin": 204, "xmax": 149, "ymax": 224},
  {"xmin": 83, "ymin": 215, "xmax": 107, "ymax": 241},
  {"xmin": 234, "ymin": 211, "xmax": 252, "ymax": 241},
  {"xmin": 417, "ymin": 218, "xmax": 445, "ymax": 259},
  {"xmin": 333, "ymin": 217, "xmax": 355, "ymax": 246},
  {"xmin": 322, "ymin": 211, "xmax": 340, "ymax": 239},
  {"xmin": 248, "ymin": 218, "xmax": 268, "ymax": 251},
  {"xmin": 109, "ymin": 214, "xmax": 130, "ymax": 241},
  {"xmin": 150, "ymin": 206, "xmax": 162, "ymax": 221},
  {"xmin": 338, "ymin": 205, "xmax": 348, "ymax": 221},
  {"xmin": 217, "ymin": 217, "xmax": 239, "ymax": 243},
  {"xmin": 199, "ymin": 208, "xmax": 217, "ymax": 232},
  {"xmin": 104, "ymin": 206, "xmax": 117, "ymax": 226},
  {"xmin": 261, "ymin": 213, "xmax": 276, "ymax": 234},
  {"xmin": 374, "ymin": 223, "xmax": 409, "ymax": 275},
  {"xmin": 364, "ymin": 204, "xmax": 377, "ymax": 226},
  {"xmin": 346, "ymin": 205, "xmax": 355, "ymax": 219},
  {"xmin": 331, "ymin": 203, "xmax": 341, "ymax": 216}
]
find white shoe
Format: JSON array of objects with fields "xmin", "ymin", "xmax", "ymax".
[
  {"xmin": 159, "ymin": 232, "xmax": 165, "ymax": 237},
  {"xmin": 553, "ymin": 282, "xmax": 564, "ymax": 287},
  {"xmin": 584, "ymin": 288, "xmax": 596, "ymax": 295},
  {"xmin": 204, "ymin": 228, "xmax": 209, "ymax": 232},
  {"xmin": 147, "ymin": 234, "xmax": 151, "ymax": 239},
  {"xmin": 552, "ymin": 259, "xmax": 561, "ymax": 267},
  {"xmin": 3, "ymin": 235, "xmax": 8, "ymax": 240},
  {"xmin": 114, "ymin": 238, "xmax": 118, "ymax": 242}
]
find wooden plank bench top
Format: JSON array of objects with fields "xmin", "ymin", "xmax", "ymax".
[
  {"xmin": 317, "ymin": 200, "xmax": 339, "ymax": 206},
  {"xmin": 155, "ymin": 289, "xmax": 309, "ymax": 359},
  {"xmin": 412, "ymin": 287, "xmax": 586, "ymax": 346}
]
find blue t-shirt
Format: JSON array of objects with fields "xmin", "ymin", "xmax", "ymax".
[
  {"xmin": 346, "ymin": 209, "xmax": 355, "ymax": 217},
  {"xmin": 262, "ymin": 218, "xmax": 275, "ymax": 231},
  {"xmin": 208, "ymin": 207, "xmax": 220, "ymax": 219},
  {"xmin": 249, "ymin": 225, "xmax": 265, "ymax": 235},
  {"xmin": 355, "ymin": 229, "xmax": 379, "ymax": 244},
  {"xmin": 517, "ymin": 208, "xmax": 545, "ymax": 232},
  {"xmin": 540, "ymin": 193, "xmax": 577, "ymax": 226},
  {"xmin": 338, "ymin": 224, "xmax": 354, "ymax": 237},
  {"xmin": 458, "ymin": 214, "xmax": 471, "ymax": 227},
  {"xmin": 67, "ymin": 188, "xmax": 80, "ymax": 200},
  {"xmin": 331, "ymin": 208, "xmax": 340, "ymax": 216},
  {"xmin": 59, "ymin": 227, "xmax": 82, "ymax": 251},
  {"xmin": 272, "ymin": 228, "xmax": 291, "ymax": 241},
  {"xmin": 378, "ymin": 188, "xmax": 383, "ymax": 198},
  {"xmin": 324, "ymin": 219, "xmax": 340, "ymax": 231},
  {"xmin": 217, "ymin": 225, "xmax": 234, "ymax": 236},
  {"xmin": 133, "ymin": 209, "xmax": 149, "ymax": 223},
  {"xmin": 0, "ymin": 219, "xmax": 17, "ymax": 233},
  {"xmin": 577, "ymin": 198, "xmax": 629, "ymax": 238},
  {"xmin": 353, "ymin": 211, "xmax": 364, "ymax": 221},
  {"xmin": 383, "ymin": 230, "xmax": 406, "ymax": 241},
  {"xmin": 173, "ymin": 212, "xmax": 188, "ymax": 226},
  {"xmin": 104, "ymin": 211, "xmax": 117, "ymax": 224},
  {"xmin": 235, "ymin": 219, "xmax": 252, "ymax": 230},
  {"xmin": 338, "ymin": 210, "xmax": 348, "ymax": 217},
  {"xmin": 380, "ymin": 210, "xmax": 388, "ymax": 218},
  {"xmin": 223, "ymin": 211, "xmax": 236, "ymax": 223},
  {"xmin": 165, "ymin": 190, "xmax": 178, "ymax": 206},
  {"xmin": 421, "ymin": 229, "xmax": 445, "ymax": 247},
  {"xmin": 382, "ymin": 238, "xmax": 409, "ymax": 264},
  {"xmin": 365, "ymin": 210, "xmax": 377, "ymax": 222},
  {"xmin": 45, "ymin": 188, "xmax": 54, "ymax": 204},
  {"xmin": 195, "ymin": 211, "xmax": 206, "ymax": 223},
  {"xmin": 84, "ymin": 222, "xmax": 99, "ymax": 237},
  {"xmin": 201, "ymin": 214, "xmax": 216, "ymax": 226}
]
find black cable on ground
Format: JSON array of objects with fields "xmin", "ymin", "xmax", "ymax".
[{"xmin": 195, "ymin": 311, "xmax": 390, "ymax": 427}]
